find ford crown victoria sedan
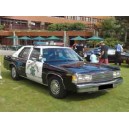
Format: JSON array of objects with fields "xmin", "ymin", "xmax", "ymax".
[{"xmin": 4, "ymin": 45, "xmax": 123, "ymax": 98}]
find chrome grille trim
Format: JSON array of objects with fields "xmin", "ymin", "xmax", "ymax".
[{"xmin": 92, "ymin": 71, "xmax": 113, "ymax": 82}]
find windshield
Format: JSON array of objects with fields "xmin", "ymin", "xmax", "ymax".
[{"xmin": 42, "ymin": 48, "xmax": 82, "ymax": 62}]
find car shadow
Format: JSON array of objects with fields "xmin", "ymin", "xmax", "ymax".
[
  {"xmin": 11, "ymin": 76, "xmax": 108, "ymax": 101},
  {"xmin": 2, "ymin": 71, "xmax": 112, "ymax": 100},
  {"xmin": 20, "ymin": 78, "xmax": 49, "ymax": 95},
  {"xmin": 119, "ymin": 64, "xmax": 129, "ymax": 68},
  {"xmin": 64, "ymin": 91, "xmax": 108, "ymax": 101},
  {"xmin": 12, "ymin": 77, "xmax": 109, "ymax": 100}
]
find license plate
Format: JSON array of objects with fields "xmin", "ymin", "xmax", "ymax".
[{"xmin": 99, "ymin": 84, "xmax": 113, "ymax": 90}]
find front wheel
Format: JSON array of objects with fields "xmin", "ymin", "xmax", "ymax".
[
  {"xmin": 11, "ymin": 66, "xmax": 20, "ymax": 80},
  {"xmin": 48, "ymin": 76, "xmax": 67, "ymax": 99}
]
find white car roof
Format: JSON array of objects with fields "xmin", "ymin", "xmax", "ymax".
[
  {"xmin": 23, "ymin": 45, "xmax": 69, "ymax": 49},
  {"xmin": 12, "ymin": 45, "xmax": 71, "ymax": 57}
]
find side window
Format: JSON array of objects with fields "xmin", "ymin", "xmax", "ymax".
[
  {"xmin": 42, "ymin": 48, "xmax": 55, "ymax": 61},
  {"xmin": 30, "ymin": 48, "xmax": 41, "ymax": 61},
  {"xmin": 18, "ymin": 47, "xmax": 31, "ymax": 59}
]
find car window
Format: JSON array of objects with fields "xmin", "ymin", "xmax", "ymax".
[
  {"xmin": 42, "ymin": 48, "xmax": 82, "ymax": 62},
  {"xmin": 29, "ymin": 48, "xmax": 41, "ymax": 61},
  {"xmin": 18, "ymin": 47, "xmax": 31, "ymax": 59}
]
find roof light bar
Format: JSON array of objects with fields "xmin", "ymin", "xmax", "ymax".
[{"xmin": 33, "ymin": 42, "xmax": 64, "ymax": 46}]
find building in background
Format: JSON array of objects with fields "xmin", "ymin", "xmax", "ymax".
[{"xmin": 0, "ymin": 16, "xmax": 112, "ymax": 46}]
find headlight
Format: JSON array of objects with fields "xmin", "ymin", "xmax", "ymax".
[
  {"xmin": 113, "ymin": 71, "xmax": 121, "ymax": 78},
  {"xmin": 72, "ymin": 74, "xmax": 92, "ymax": 83},
  {"xmin": 72, "ymin": 75, "xmax": 78, "ymax": 83}
]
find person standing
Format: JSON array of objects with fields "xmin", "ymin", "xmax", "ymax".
[
  {"xmin": 76, "ymin": 43, "xmax": 84, "ymax": 57},
  {"xmin": 99, "ymin": 41, "xmax": 109, "ymax": 64},
  {"xmin": 72, "ymin": 43, "xmax": 77, "ymax": 52},
  {"xmin": 115, "ymin": 43, "xmax": 123, "ymax": 66},
  {"xmin": 90, "ymin": 51, "xmax": 98, "ymax": 63},
  {"xmin": 83, "ymin": 45, "xmax": 88, "ymax": 59}
]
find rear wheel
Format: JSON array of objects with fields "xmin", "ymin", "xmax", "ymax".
[
  {"xmin": 48, "ymin": 76, "xmax": 67, "ymax": 99},
  {"xmin": 11, "ymin": 66, "xmax": 20, "ymax": 80}
]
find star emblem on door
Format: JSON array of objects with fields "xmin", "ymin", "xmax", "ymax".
[{"xmin": 30, "ymin": 66, "xmax": 36, "ymax": 76}]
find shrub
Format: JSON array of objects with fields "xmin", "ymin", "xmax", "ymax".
[
  {"xmin": 104, "ymin": 38, "xmax": 123, "ymax": 47},
  {"xmin": 0, "ymin": 24, "xmax": 4, "ymax": 30},
  {"xmin": 47, "ymin": 23, "xmax": 86, "ymax": 31}
]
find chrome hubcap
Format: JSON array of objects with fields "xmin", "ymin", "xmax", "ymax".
[
  {"xmin": 12, "ymin": 67, "xmax": 16, "ymax": 78},
  {"xmin": 50, "ymin": 80, "xmax": 60, "ymax": 95}
]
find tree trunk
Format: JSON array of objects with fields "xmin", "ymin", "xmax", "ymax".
[{"xmin": 124, "ymin": 31, "xmax": 127, "ymax": 43}]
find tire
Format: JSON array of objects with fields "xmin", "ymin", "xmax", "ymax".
[
  {"xmin": 11, "ymin": 66, "xmax": 20, "ymax": 80},
  {"xmin": 48, "ymin": 76, "xmax": 67, "ymax": 99}
]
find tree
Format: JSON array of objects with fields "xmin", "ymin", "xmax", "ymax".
[
  {"xmin": 101, "ymin": 17, "xmax": 129, "ymax": 46},
  {"xmin": 101, "ymin": 18, "xmax": 118, "ymax": 38},
  {"xmin": 117, "ymin": 19, "xmax": 129, "ymax": 43},
  {"xmin": 104, "ymin": 37, "xmax": 122, "ymax": 47}
]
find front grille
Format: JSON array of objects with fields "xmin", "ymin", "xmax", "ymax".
[{"xmin": 92, "ymin": 71, "xmax": 113, "ymax": 82}]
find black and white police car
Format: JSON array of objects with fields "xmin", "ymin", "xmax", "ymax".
[{"xmin": 4, "ymin": 45, "xmax": 123, "ymax": 98}]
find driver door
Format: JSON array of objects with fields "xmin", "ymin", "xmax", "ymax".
[{"xmin": 26, "ymin": 48, "xmax": 43, "ymax": 84}]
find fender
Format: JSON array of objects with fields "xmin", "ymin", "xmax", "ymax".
[{"xmin": 46, "ymin": 72, "xmax": 66, "ymax": 89}]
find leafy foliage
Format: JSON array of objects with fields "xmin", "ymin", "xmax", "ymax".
[
  {"xmin": 101, "ymin": 18, "xmax": 119, "ymax": 38},
  {"xmin": 101, "ymin": 17, "xmax": 129, "ymax": 46},
  {"xmin": 104, "ymin": 38, "xmax": 122, "ymax": 47},
  {"xmin": 70, "ymin": 22, "xmax": 86, "ymax": 30},
  {"xmin": 0, "ymin": 24, "xmax": 4, "ymax": 30},
  {"xmin": 47, "ymin": 24, "xmax": 57, "ymax": 31},
  {"xmin": 48, "ymin": 22, "xmax": 86, "ymax": 31}
]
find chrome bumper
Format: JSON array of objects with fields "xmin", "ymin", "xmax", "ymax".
[{"xmin": 76, "ymin": 77, "xmax": 123, "ymax": 93}]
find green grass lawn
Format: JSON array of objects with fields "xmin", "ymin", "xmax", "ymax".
[{"xmin": 0, "ymin": 56, "xmax": 129, "ymax": 112}]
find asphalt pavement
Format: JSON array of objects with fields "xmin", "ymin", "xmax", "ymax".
[{"xmin": 0, "ymin": 50, "xmax": 15, "ymax": 55}]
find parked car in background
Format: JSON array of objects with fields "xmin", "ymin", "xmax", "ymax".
[
  {"xmin": 4, "ymin": 45, "xmax": 123, "ymax": 98},
  {"xmin": 121, "ymin": 52, "xmax": 129, "ymax": 64},
  {"xmin": 0, "ymin": 45, "xmax": 22, "ymax": 51},
  {"xmin": 9, "ymin": 45, "xmax": 23, "ymax": 51},
  {"xmin": 85, "ymin": 47, "xmax": 129, "ymax": 64},
  {"xmin": 85, "ymin": 47, "xmax": 116, "ymax": 63}
]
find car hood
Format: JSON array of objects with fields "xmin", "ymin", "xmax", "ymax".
[{"xmin": 47, "ymin": 61, "xmax": 119, "ymax": 74}]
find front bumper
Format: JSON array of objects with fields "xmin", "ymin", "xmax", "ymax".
[{"xmin": 76, "ymin": 77, "xmax": 123, "ymax": 93}]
